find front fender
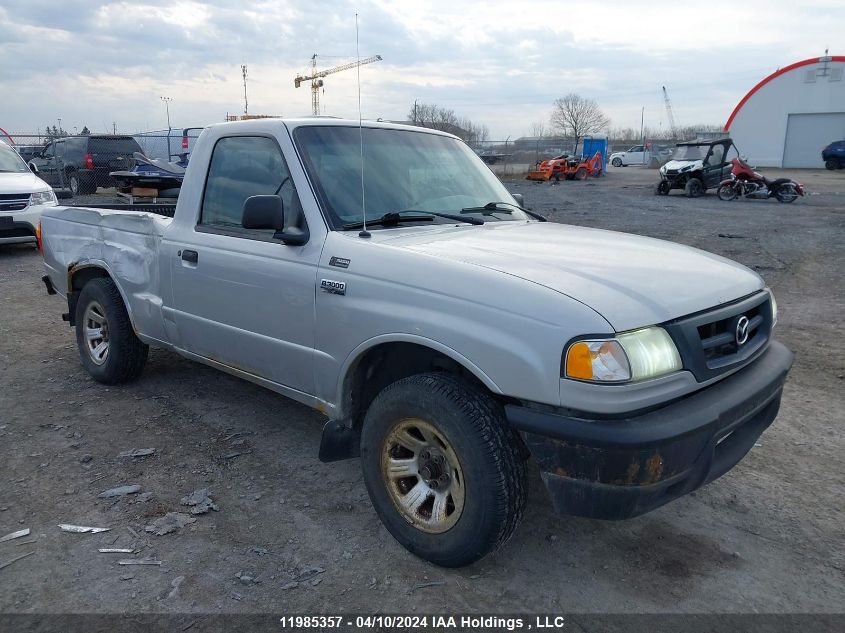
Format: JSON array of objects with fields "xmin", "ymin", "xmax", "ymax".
[{"xmin": 334, "ymin": 333, "xmax": 504, "ymax": 411}]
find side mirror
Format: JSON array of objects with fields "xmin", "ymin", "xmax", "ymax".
[
  {"xmin": 241, "ymin": 194, "xmax": 309, "ymax": 246},
  {"xmin": 512, "ymin": 193, "xmax": 525, "ymax": 208},
  {"xmin": 29, "ymin": 163, "xmax": 39, "ymax": 174},
  {"xmin": 242, "ymin": 195, "xmax": 285, "ymax": 230}
]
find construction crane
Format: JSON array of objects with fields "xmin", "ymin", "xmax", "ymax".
[
  {"xmin": 295, "ymin": 54, "xmax": 382, "ymax": 116},
  {"xmin": 662, "ymin": 86, "xmax": 679, "ymax": 139}
]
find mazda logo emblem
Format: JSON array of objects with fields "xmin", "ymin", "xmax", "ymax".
[{"xmin": 735, "ymin": 315, "xmax": 750, "ymax": 345}]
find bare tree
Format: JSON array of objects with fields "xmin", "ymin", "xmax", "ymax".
[
  {"xmin": 407, "ymin": 102, "xmax": 488, "ymax": 145},
  {"xmin": 528, "ymin": 121, "xmax": 548, "ymax": 138},
  {"xmin": 550, "ymin": 94, "xmax": 610, "ymax": 153}
]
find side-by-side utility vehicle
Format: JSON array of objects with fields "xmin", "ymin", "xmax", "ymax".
[
  {"xmin": 656, "ymin": 138, "xmax": 738, "ymax": 197},
  {"xmin": 39, "ymin": 119, "xmax": 793, "ymax": 567}
]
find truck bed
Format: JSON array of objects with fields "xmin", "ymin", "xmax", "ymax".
[{"xmin": 40, "ymin": 205, "xmax": 172, "ymax": 344}]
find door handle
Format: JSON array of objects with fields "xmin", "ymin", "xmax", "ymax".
[{"xmin": 181, "ymin": 250, "xmax": 198, "ymax": 263}]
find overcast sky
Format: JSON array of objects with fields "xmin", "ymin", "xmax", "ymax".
[{"xmin": 1, "ymin": 0, "xmax": 843, "ymax": 139}]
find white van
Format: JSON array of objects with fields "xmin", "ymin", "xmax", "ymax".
[{"xmin": 0, "ymin": 139, "xmax": 58, "ymax": 245}]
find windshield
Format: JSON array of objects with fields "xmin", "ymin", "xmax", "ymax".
[
  {"xmin": 0, "ymin": 144, "xmax": 29, "ymax": 173},
  {"xmin": 673, "ymin": 144, "xmax": 709, "ymax": 161},
  {"xmin": 294, "ymin": 125, "xmax": 528, "ymax": 228}
]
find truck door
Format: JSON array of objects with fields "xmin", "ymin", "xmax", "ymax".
[{"xmin": 166, "ymin": 135, "xmax": 319, "ymax": 395}]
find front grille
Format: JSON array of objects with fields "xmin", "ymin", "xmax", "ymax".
[
  {"xmin": 664, "ymin": 291, "xmax": 773, "ymax": 382},
  {"xmin": 665, "ymin": 169, "xmax": 679, "ymax": 175},
  {"xmin": 0, "ymin": 193, "xmax": 30, "ymax": 212}
]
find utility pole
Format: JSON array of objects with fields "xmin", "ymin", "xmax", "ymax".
[
  {"xmin": 241, "ymin": 65, "xmax": 249, "ymax": 115},
  {"xmin": 641, "ymin": 106, "xmax": 645, "ymax": 165},
  {"xmin": 57, "ymin": 118, "xmax": 62, "ymax": 134},
  {"xmin": 160, "ymin": 96, "xmax": 173, "ymax": 158},
  {"xmin": 160, "ymin": 96, "xmax": 173, "ymax": 130},
  {"xmin": 640, "ymin": 107, "xmax": 644, "ymax": 144},
  {"xmin": 113, "ymin": 122, "xmax": 117, "ymax": 134}
]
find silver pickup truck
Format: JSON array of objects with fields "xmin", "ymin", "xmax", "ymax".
[{"xmin": 39, "ymin": 118, "xmax": 793, "ymax": 567}]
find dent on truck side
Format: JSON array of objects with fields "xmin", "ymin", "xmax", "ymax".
[{"xmin": 41, "ymin": 207, "xmax": 171, "ymax": 343}]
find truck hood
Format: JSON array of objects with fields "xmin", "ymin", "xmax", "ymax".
[
  {"xmin": 380, "ymin": 222, "xmax": 763, "ymax": 331},
  {"xmin": 0, "ymin": 171, "xmax": 51, "ymax": 194}
]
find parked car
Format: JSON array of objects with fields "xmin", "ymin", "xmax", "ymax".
[
  {"xmin": 28, "ymin": 135, "xmax": 143, "ymax": 196},
  {"xmin": 40, "ymin": 119, "xmax": 793, "ymax": 567},
  {"xmin": 609, "ymin": 145, "xmax": 646, "ymax": 167},
  {"xmin": 822, "ymin": 139, "xmax": 845, "ymax": 170},
  {"xmin": 655, "ymin": 138, "xmax": 737, "ymax": 197},
  {"xmin": 0, "ymin": 139, "xmax": 58, "ymax": 245},
  {"xmin": 14, "ymin": 144, "xmax": 44, "ymax": 164}
]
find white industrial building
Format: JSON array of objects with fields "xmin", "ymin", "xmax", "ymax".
[{"xmin": 724, "ymin": 55, "xmax": 845, "ymax": 168}]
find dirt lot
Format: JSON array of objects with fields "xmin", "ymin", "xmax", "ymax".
[{"xmin": 1, "ymin": 166, "xmax": 843, "ymax": 619}]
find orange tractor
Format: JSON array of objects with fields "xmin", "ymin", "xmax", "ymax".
[{"xmin": 526, "ymin": 150, "xmax": 603, "ymax": 182}]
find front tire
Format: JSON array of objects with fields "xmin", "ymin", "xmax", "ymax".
[
  {"xmin": 655, "ymin": 180, "xmax": 670, "ymax": 196},
  {"xmin": 611, "ymin": 158, "xmax": 622, "ymax": 167},
  {"xmin": 75, "ymin": 278, "xmax": 148, "ymax": 384},
  {"xmin": 825, "ymin": 158, "xmax": 840, "ymax": 170},
  {"xmin": 717, "ymin": 184, "xmax": 738, "ymax": 201},
  {"xmin": 360, "ymin": 373, "xmax": 526, "ymax": 567},
  {"xmin": 685, "ymin": 177, "xmax": 704, "ymax": 198}
]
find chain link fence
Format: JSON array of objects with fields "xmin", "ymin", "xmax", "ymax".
[{"xmin": 2, "ymin": 129, "xmax": 201, "ymax": 205}]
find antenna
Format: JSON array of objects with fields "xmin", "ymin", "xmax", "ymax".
[
  {"xmin": 241, "ymin": 64, "xmax": 249, "ymax": 115},
  {"xmin": 355, "ymin": 13, "xmax": 370, "ymax": 238}
]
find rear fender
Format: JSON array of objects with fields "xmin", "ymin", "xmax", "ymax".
[{"xmin": 66, "ymin": 260, "xmax": 135, "ymax": 328}]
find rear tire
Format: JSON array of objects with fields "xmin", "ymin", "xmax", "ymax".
[
  {"xmin": 717, "ymin": 184, "xmax": 738, "ymax": 201},
  {"xmin": 775, "ymin": 185, "xmax": 798, "ymax": 203},
  {"xmin": 574, "ymin": 167, "xmax": 588, "ymax": 181},
  {"xmin": 68, "ymin": 173, "xmax": 81, "ymax": 197},
  {"xmin": 75, "ymin": 278, "xmax": 148, "ymax": 384},
  {"xmin": 360, "ymin": 373, "xmax": 526, "ymax": 567},
  {"xmin": 685, "ymin": 177, "xmax": 703, "ymax": 198}
]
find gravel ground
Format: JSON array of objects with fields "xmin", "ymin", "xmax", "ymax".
[{"xmin": 0, "ymin": 166, "xmax": 843, "ymax": 617}]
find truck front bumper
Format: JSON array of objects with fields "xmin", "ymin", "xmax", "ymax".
[{"xmin": 506, "ymin": 341, "xmax": 793, "ymax": 520}]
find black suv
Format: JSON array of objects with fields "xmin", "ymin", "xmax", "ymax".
[{"xmin": 28, "ymin": 135, "xmax": 142, "ymax": 195}]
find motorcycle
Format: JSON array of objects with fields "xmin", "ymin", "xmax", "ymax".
[{"xmin": 717, "ymin": 157, "xmax": 804, "ymax": 203}]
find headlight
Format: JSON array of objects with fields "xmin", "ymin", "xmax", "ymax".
[
  {"xmin": 30, "ymin": 190, "xmax": 58, "ymax": 206},
  {"xmin": 565, "ymin": 327, "xmax": 682, "ymax": 383},
  {"xmin": 767, "ymin": 287, "xmax": 777, "ymax": 326}
]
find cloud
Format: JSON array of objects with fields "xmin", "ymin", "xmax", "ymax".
[{"xmin": 1, "ymin": 0, "xmax": 843, "ymax": 137}]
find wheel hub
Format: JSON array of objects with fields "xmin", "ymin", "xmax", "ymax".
[
  {"xmin": 83, "ymin": 301, "xmax": 110, "ymax": 366},
  {"xmin": 380, "ymin": 418, "xmax": 465, "ymax": 534}
]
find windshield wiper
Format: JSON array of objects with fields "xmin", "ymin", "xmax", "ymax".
[
  {"xmin": 461, "ymin": 201, "xmax": 547, "ymax": 222},
  {"xmin": 342, "ymin": 209, "xmax": 483, "ymax": 231}
]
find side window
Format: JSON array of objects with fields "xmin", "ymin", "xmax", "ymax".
[
  {"xmin": 43, "ymin": 143, "xmax": 54, "ymax": 159},
  {"xmin": 200, "ymin": 136, "xmax": 301, "ymax": 233},
  {"xmin": 708, "ymin": 144, "xmax": 725, "ymax": 165}
]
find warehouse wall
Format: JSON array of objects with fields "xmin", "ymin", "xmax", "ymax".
[{"xmin": 726, "ymin": 59, "xmax": 845, "ymax": 167}]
